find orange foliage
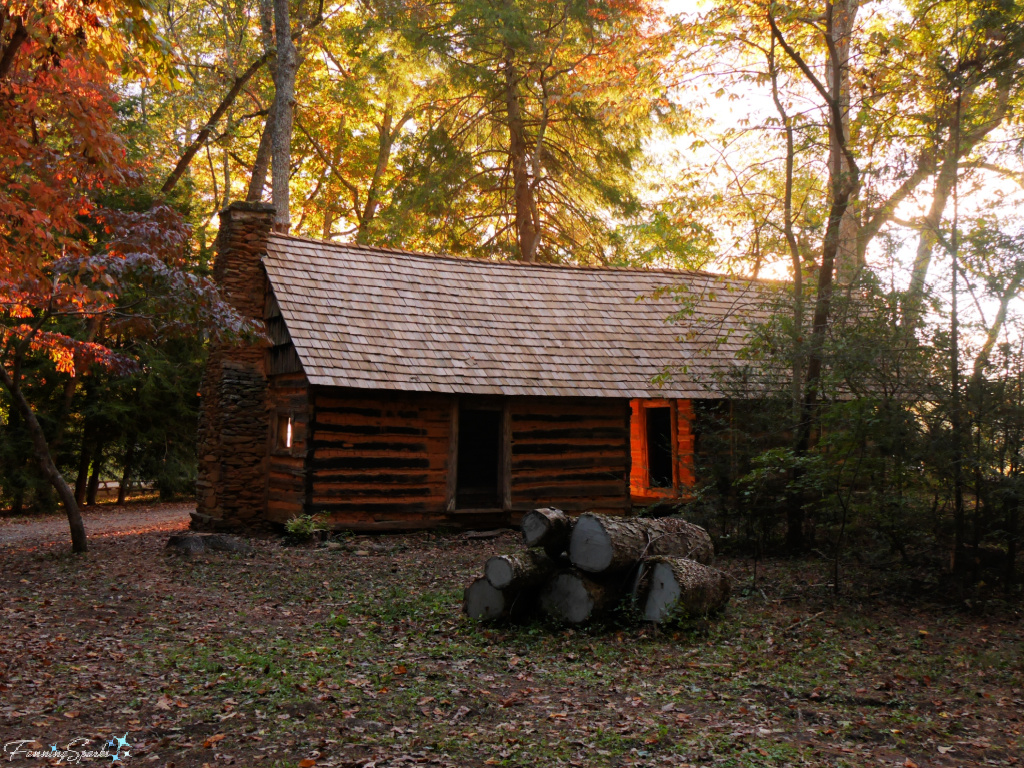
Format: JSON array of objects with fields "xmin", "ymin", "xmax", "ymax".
[{"xmin": 0, "ymin": 1, "xmax": 160, "ymax": 377}]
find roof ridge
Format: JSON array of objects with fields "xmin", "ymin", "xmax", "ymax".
[{"xmin": 266, "ymin": 232, "xmax": 781, "ymax": 286}]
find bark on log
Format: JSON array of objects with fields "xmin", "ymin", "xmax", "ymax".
[
  {"xmin": 485, "ymin": 550, "xmax": 557, "ymax": 590},
  {"xmin": 569, "ymin": 513, "xmax": 714, "ymax": 574},
  {"xmin": 463, "ymin": 578, "xmax": 533, "ymax": 621},
  {"xmin": 636, "ymin": 556, "xmax": 730, "ymax": 623},
  {"xmin": 539, "ymin": 570, "xmax": 622, "ymax": 625},
  {"xmin": 521, "ymin": 507, "xmax": 572, "ymax": 557}
]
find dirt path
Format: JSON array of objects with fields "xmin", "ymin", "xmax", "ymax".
[{"xmin": 0, "ymin": 501, "xmax": 192, "ymax": 548}]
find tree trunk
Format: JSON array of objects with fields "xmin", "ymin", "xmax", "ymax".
[
  {"xmin": 11, "ymin": 486, "xmax": 24, "ymax": 517},
  {"xmin": 905, "ymin": 146, "xmax": 960, "ymax": 324},
  {"xmin": 828, "ymin": 0, "xmax": 861, "ymax": 282},
  {"xmin": 463, "ymin": 577, "xmax": 534, "ymax": 621},
  {"xmin": 540, "ymin": 570, "xmax": 621, "ymax": 624},
  {"xmin": 901, "ymin": 77, "xmax": 1012, "ymax": 325},
  {"xmin": 504, "ymin": 55, "xmax": 540, "ymax": 262},
  {"xmin": 74, "ymin": 426, "xmax": 92, "ymax": 505},
  {"xmin": 246, "ymin": 102, "xmax": 276, "ymax": 202},
  {"xmin": 635, "ymin": 556, "xmax": 731, "ymax": 623},
  {"xmin": 356, "ymin": 97, "xmax": 398, "ymax": 243},
  {"xmin": 1006, "ymin": 494, "xmax": 1019, "ymax": 593},
  {"xmin": 86, "ymin": 438, "xmax": 104, "ymax": 506},
  {"xmin": 117, "ymin": 436, "xmax": 136, "ymax": 505},
  {"xmin": 161, "ymin": 51, "xmax": 271, "ymax": 194},
  {"xmin": 270, "ymin": 0, "xmax": 298, "ymax": 233},
  {"xmin": 568, "ymin": 513, "xmax": 714, "ymax": 574},
  {"xmin": 521, "ymin": 506, "xmax": 573, "ymax": 557},
  {"xmin": 769, "ymin": 37, "xmax": 804, "ymax": 420},
  {"xmin": 770, "ymin": 5, "xmax": 861, "ymax": 552},
  {"xmin": 0, "ymin": 367, "xmax": 87, "ymax": 552},
  {"xmin": 485, "ymin": 550, "xmax": 558, "ymax": 590},
  {"xmin": 0, "ymin": 14, "xmax": 28, "ymax": 80}
]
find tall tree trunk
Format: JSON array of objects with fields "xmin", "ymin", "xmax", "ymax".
[
  {"xmin": 117, "ymin": 435, "xmax": 136, "ymax": 505},
  {"xmin": 246, "ymin": 102, "xmax": 276, "ymax": 201},
  {"xmin": 74, "ymin": 426, "xmax": 91, "ymax": 505},
  {"xmin": 905, "ymin": 146, "xmax": 959, "ymax": 323},
  {"xmin": 86, "ymin": 438, "xmax": 104, "ymax": 507},
  {"xmin": 6, "ymin": 402, "xmax": 26, "ymax": 516},
  {"xmin": 828, "ymin": 0, "xmax": 861, "ymax": 282},
  {"xmin": 902, "ymin": 81, "xmax": 1011, "ymax": 326},
  {"xmin": 770, "ymin": 3, "xmax": 860, "ymax": 552},
  {"xmin": 505, "ymin": 56, "xmax": 540, "ymax": 262},
  {"xmin": 271, "ymin": 0, "xmax": 297, "ymax": 233},
  {"xmin": 11, "ymin": 486, "xmax": 24, "ymax": 517},
  {"xmin": 769, "ymin": 37, "xmax": 804, "ymax": 420},
  {"xmin": 1006, "ymin": 493, "xmax": 1019, "ymax": 593},
  {"xmin": 357, "ymin": 97, "xmax": 399, "ymax": 243},
  {"xmin": 0, "ymin": 366, "xmax": 87, "ymax": 552}
]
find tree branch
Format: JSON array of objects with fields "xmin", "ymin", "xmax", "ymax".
[
  {"xmin": 161, "ymin": 51, "xmax": 272, "ymax": 193},
  {"xmin": 0, "ymin": 14, "xmax": 28, "ymax": 80}
]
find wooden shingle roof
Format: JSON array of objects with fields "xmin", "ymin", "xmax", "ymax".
[{"xmin": 262, "ymin": 234, "xmax": 774, "ymax": 398}]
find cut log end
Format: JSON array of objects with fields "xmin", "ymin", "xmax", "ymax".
[
  {"xmin": 540, "ymin": 573, "xmax": 597, "ymax": 624},
  {"xmin": 520, "ymin": 511, "xmax": 550, "ymax": 547},
  {"xmin": 464, "ymin": 578, "xmax": 507, "ymax": 621},
  {"xmin": 643, "ymin": 561, "xmax": 683, "ymax": 622},
  {"xmin": 485, "ymin": 550, "xmax": 557, "ymax": 590},
  {"xmin": 567, "ymin": 513, "xmax": 613, "ymax": 572},
  {"xmin": 639, "ymin": 557, "xmax": 730, "ymax": 623},
  {"xmin": 485, "ymin": 556, "xmax": 515, "ymax": 589},
  {"xmin": 521, "ymin": 507, "xmax": 572, "ymax": 553}
]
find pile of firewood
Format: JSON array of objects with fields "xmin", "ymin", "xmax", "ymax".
[{"xmin": 463, "ymin": 508, "xmax": 730, "ymax": 625}]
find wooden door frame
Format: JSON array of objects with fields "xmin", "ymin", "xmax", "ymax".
[{"xmin": 446, "ymin": 396, "xmax": 511, "ymax": 513}]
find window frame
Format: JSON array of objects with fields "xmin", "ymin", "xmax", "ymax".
[
  {"xmin": 273, "ymin": 412, "xmax": 295, "ymax": 455},
  {"xmin": 629, "ymin": 398, "xmax": 695, "ymax": 501}
]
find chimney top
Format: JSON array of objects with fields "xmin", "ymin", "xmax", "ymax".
[{"xmin": 220, "ymin": 200, "xmax": 275, "ymax": 217}]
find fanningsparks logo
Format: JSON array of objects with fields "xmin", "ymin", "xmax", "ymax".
[{"xmin": 3, "ymin": 734, "xmax": 131, "ymax": 763}]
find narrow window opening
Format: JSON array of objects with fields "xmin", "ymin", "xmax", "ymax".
[
  {"xmin": 645, "ymin": 407, "xmax": 673, "ymax": 488},
  {"xmin": 456, "ymin": 408, "xmax": 501, "ymax": 508},
  {"xmin": 277, "ymin": 414, "xmax": 293, "ymax": 450}
]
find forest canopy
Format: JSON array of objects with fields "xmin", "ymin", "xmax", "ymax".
[{"xmin": 1, "ymin": 0, "xmax": 1023, "ymax": 583}]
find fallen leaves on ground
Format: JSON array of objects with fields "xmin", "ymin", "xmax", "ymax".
[{"xmin": 0, "ymin": 503, "xmax": 1021, "ymax": 767}]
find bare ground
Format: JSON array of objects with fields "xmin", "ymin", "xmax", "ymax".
[
  {"xmin": 0, "ymin": 504, "xmax": 1021, "ymax": 768},
  {"xmin": 0, "ymin": 501, "xmax": 191, "ymax": 548}
]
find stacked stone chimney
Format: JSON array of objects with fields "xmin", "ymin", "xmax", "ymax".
[{"xmin": 193, "ymin": 201, "xmax": 276, "ymax": 531}]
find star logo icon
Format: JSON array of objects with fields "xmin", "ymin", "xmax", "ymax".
[{"xmin": 114, "ymin": 735, "xmax": 130, "ymax": 751}]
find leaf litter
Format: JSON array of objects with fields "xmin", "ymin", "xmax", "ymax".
[{"xmin": 0, "ymin": 503, "xmax": 1021, "ymax": 767}]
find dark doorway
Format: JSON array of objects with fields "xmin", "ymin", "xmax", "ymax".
[
  {"xmin": 646, "ymin": 407, "xmax": 673, "ymax": 488},
  {"xmin": 457, "ymin": 408, "xmax": 502, "ymax": 508}
]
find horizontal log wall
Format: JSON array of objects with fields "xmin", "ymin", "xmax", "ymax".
[
  {"xmin": 307, "ymin": 388, "xmax": 453, "ymax": 529},
  {"xmin": 509, "ymin": 398, "xmax": 630, "ymax": 514},
  {"xmin": 264, "ymin": 373, "xmax": 312, "ymax": 524}
]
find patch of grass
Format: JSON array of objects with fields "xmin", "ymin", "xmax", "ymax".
[{"xmin": 2, "ymin": 525, "xmax": 1021, "ymax": 767}]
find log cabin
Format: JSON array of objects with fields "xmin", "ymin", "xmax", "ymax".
[{"xmin": 193, "ymin": 201, "xmax": 770, "ymax": 532}]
